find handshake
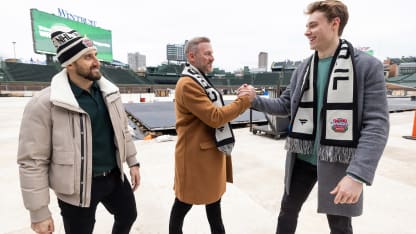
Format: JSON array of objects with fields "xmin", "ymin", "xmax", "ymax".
[{"xmin": 237, "ymin": 84, "xmax": 256, "ymax": 102}]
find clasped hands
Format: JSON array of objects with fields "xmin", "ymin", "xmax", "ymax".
[{"xmin": 237, "ymin": 84, "xmax": 256, "ymax": 102}]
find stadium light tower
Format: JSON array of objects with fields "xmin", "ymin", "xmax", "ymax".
[{"xmin": 12, "ymin": 41, "xmax": 16, "ymax": 59}]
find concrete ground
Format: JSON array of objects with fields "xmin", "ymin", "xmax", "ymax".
[{"xmin": 1, "ymin": 96, "xmax": 416, "ymax": 234}]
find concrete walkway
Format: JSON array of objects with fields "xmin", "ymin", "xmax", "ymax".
[{"xmin": 1, "ymin": 97, "xmax": 416, "ymax": 234}]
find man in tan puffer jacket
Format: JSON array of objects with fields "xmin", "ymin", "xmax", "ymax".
[{"xmin": 17, "ymin": 26, "xmax": 140, "ymax": 234}]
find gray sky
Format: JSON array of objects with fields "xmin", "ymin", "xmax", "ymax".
[{"xmin": 0, "ymin": 0, "xmax": 414, "ymax": 71}]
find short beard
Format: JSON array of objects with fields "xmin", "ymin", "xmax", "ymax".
[
  {"xmin": 75, "ymin": 66, "xmax": 102, "ymax": 81},
  {"xmin": 84, "ymin": 71, "xmax": 102, "ymax": 81}
]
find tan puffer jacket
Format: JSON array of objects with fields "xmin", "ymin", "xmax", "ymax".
[{"xmin": 17, "ymin": 69, "xmax": 138, "ymax": 222}]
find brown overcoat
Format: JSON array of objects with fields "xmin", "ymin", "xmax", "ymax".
[{"xmin": 174, "ymin": 76, "xmax": 251, "ymax": 204}]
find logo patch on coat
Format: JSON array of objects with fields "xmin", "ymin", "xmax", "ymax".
[{"xmin": 330, "ymin": 118, "xmax": 349, "ymax": 132}]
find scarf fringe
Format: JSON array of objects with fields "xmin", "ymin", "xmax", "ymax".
[
  {"xmin": 285, "ymin": 137, "xmax": 314, "ymax": 154},
  {"xmin": 318, "ymin": 145, "xmax": 355, "ymax": 164},
  {"xmin": 286, "ymin": 137, "xmax": 355, "ymax": 164}
]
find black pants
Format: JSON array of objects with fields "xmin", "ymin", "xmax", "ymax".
[
  {"xmin": 58, "ymin": 170, "xmax": 137, "ymax": 234},
  {"xmin": 276, "ymin": 159, "xmax": 353, "ymax": 234},
  {"xmin": 169, "ymin": 197, "xmax": 225, "ymax": 234}
]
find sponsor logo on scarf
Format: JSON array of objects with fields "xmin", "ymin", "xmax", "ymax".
[{"xmin": 331, "ymin": 118, "xmax": 349, "ymax": 133}]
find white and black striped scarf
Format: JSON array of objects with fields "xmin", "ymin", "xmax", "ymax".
[
  {"xmin": 181, "ymin": 63, "xmax": 235, "ymax": 155},
  {"xmin": 285, "ymin": 40, "xmax": 358, "ymax": 163}
]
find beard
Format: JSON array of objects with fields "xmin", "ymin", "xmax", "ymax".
[
  {"xmin": 75, "ymin": 64, "xmax": 102, "ymax": 81},
  {"xmin": 194, "ymin": 61, "xmax": 213, "ymax": 74},
  {"xmin": 84, "ymin": 71, "xmax": 102, "ymax": 81}
]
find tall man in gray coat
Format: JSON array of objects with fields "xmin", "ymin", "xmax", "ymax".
[
  {"xmin": 239, "ymin": 1, "xmax": 389, "ymax": 233},
  {"xmin": 17, "ymin": 26, "xmax": 140, "ymax": 234}
]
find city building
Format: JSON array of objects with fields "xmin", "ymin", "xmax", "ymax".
[
  {"xmin": 399, "ymin": 62, "xmax": 416, "ymax": 75},
  {"xmin": 258, "ymin": 52, "xmax": 268, "ymax": 71},
  {"xmin": 384, "ymin": 57, "xmax": 416, "ymax": 78},
  {"xmin": 128, "ymin": 52, "xmax": 146, "ymax": 72},
  {"xmin": 166, "ymin": 41, "xmax": 187, "ymax": 62}
]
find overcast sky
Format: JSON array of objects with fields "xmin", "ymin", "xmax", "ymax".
[{"xmin": 0, "ymin": 0, "xmax": 414, "ymax": 71}]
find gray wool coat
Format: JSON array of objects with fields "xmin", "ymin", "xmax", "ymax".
[{"xmin": 252, "ymin": 48, "xmax": 389, "ymax": 217}]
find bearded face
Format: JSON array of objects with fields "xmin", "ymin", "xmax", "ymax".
[{"xmin": 73, "ymin": 62, "xmax": 102, "ymax": 81}]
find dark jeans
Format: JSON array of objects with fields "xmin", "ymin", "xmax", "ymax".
[
  {"xmin": 276, "ymin": 159, "xmax": 352, "ymax": 234},
  {"xmin": 58, "ymin": 170, "xmax": 137, "ymax": 234},
  {"xmin": 169, "ymin": 197, "xmax": 225, "ymax": 234}
]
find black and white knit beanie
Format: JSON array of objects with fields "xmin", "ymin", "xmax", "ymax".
[{"xmin": 50, "ymin": 26, "xmax": 96, "ymax": 67}]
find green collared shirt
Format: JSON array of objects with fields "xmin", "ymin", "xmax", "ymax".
[{"xmin": 69, "ymin": 78, "xmax": 117, "ymax": 174}]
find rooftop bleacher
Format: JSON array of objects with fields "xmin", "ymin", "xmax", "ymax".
[{"xmin": 387, "ymin": 73, "xmax": 416, "ymax": 88}]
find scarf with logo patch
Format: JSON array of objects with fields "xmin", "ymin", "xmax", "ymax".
[{"xmin": 285, "ymin": 39, "xmax": 358, "ymax": 164}]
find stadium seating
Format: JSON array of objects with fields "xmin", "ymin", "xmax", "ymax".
[
  {"xmin": 146, "ymin": 73, "xmax": 180, "ymax": 84},
  {"xmin": 100, "ymin": 66, "xmax": 152, "ymax": 84},
  {"xmin": 0, "ymin": 61, "xmax": 293, "ymax": 90},
  {"xmin": 4, "ymin": 62, "xmax": 59, "ymax": 82}
]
